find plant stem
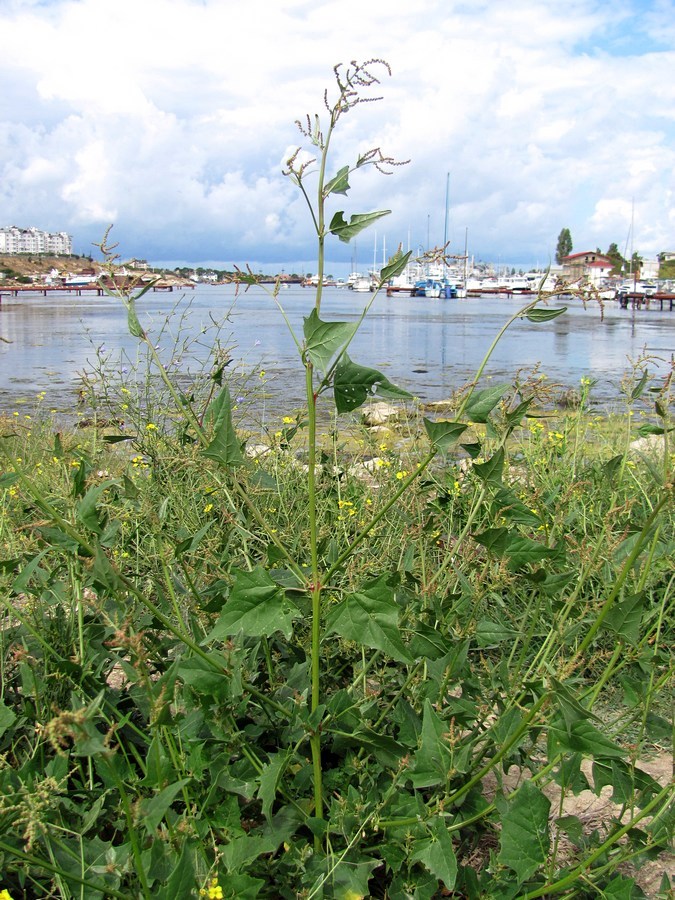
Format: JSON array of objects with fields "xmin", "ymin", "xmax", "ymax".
[{"xmin": 306, "ymin": 359, "xmax": 324, "ymax": 837}]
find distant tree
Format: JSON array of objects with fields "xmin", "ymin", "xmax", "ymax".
[
  {"xmin": 606, "ymin": 242, "xmax": 626, "ymax": 275},
  {"xmin": 630, "ymin": 252, "xmax": 643, "ymax": 277},
  {"xmin": 555, "ymin": 228, "xmax": 573, "ymax": 264}
]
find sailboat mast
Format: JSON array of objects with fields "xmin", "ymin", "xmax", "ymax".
[{"xmin": 443, "ymin": 171, "xmax": 450, "ymax": 250}]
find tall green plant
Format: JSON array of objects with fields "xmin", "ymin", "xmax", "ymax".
[{"xmin": 0, "ymin": 60, "xmax": 672, "ymax": 900}]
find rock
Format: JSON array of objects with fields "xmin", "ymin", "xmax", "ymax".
[
  {"xmin": 629, "ymin": 434, "xmax": 666, "ymax": 456},
  {"xmin": 245, "ymin": 443, "xmax": 272, "ymax": 459},
  {"xmin": 362, "ymin": 401, "xmax": 400, "ymax": 427}
]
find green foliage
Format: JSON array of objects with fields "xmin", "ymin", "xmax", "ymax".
[
  {"xmin": 555, "ymin": 227, "xmax": 573, "ymax": 263},
  {"xmin": 0, "ymin": 60, "xmax": 673, "ymax": 900}
]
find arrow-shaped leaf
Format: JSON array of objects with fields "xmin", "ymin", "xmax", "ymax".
[
  {"xmin": 423, "ymin": 419, "xmax": 468, "ymax": 452},
  {"xmin": 498, "ymin": 780, "xmax": 551, "ymax": 883},
  {"xmin": 334, "ymin": 353, "xmax": 411, "ymax": 413},
  {"xmin": 323, "ymin": 165, "xmax": 350, "ymax": 197},
  {"xmin": 380, "ymin": 249, "xmax": 413, "ymax": 283},
  {"xmin": 472, "ymin": 448, "xmax": 505, "ymax": 486},
  {"xmin": 204, "ymin": 566, "xmax": 300, "ymax": 640},
  {"xmin": 329, "ymin": 209, "xmax": 391, "ymax": 243},
  {"xmin": 201, "ymin": 385, "xmax": 244, "ymax": 467},
  {"xmin": 303, "ymin": 309, "xmax": 357, "ymax": 371},
  {"xmin": 325, "ymin": 575, "xmax": 412, "ymax": 663},
  {"xmin": 464, "ymin": 383, "xmax": 510, "ymax": 423}
]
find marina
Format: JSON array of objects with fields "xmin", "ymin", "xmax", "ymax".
[{"xmin": 1, "ymin": 283, "xmax": 674, "ymax": 417}]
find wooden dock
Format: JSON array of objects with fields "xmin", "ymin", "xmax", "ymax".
[
  {"xmin": 386, "ymin": 285, "xmax": 417, "ymax": 296},
  {"xmin": 0, "ymin": 283, "xmax": 189, "ymax": 304},
  {"xmin": 618, "ymin": 292, "xmax": 675, "ymax": 311}
]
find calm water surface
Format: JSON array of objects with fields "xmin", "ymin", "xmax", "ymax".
[{"xmin": 1, "ymin": 284, "xmax": 674, "ymax": 415}]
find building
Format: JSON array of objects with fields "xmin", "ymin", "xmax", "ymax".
[
  {"xmin": 126, "ymin": 258, "xmax": 151, "ymax": 271},
  {"xmin": 0, "ymin": 226, "xmax": 72, "ymax": 256},
  {"xmin": 560, "ymin": 251, "xmax": 613, "ymax": 286}
]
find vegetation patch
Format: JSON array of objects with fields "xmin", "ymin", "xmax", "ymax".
[{"xmin": 0, "ymin": 61, "xmax": 673, "ymax": 899}]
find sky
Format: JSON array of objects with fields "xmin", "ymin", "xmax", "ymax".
[{"xmin": 1, "ymin": 0, "xmax": 674, "ymax": 275}]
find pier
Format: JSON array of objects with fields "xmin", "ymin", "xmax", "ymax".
[
  {"xmin": 0, "ymin": 282, "xmax": 189, "ymax": 304},
  {"xmin": 617, "ymin": 292, "xmax": 675, "ymax": 311}
]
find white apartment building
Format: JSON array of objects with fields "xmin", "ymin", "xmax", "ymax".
[{"xmin": 0, "ymin": 226, "xmax": 72, "ymax": 255}]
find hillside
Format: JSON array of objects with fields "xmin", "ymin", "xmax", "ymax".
[
  {"xmin": 0, "ymin": 254, "xmax": 192, "ymax": 288},
  {"xmin": 0, "ymin": 254, "xmax": 101, "ymax": 283}
]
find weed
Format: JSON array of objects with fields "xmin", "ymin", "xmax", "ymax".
[{"xmin": 0, "ymin": 60, "xmax": 673, "ymax": 899}]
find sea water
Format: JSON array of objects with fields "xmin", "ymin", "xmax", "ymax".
[{"xmin": 1, "ymin": 283, "xmax": 673, "ymax": 415}]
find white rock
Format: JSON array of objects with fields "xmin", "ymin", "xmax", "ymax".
[
  {"xmin": 629, "ymin": 434, "xmax": 666, "ymax": 456},
  {"xmin": 362, "ymin": 401, "xmax": 400, "ymax": 427},
  {"xmin": 245, "ymin": 443, "xmax": 272, "ymax": 459}
]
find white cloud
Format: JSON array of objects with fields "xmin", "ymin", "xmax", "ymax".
[{"xmin": 0, "ymin": 0, "xmax": 673, "ymax": 268}]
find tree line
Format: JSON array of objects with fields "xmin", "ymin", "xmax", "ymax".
[{"xmin": 555, "ymin": 228, "xmax": 645, "ymax": 275}]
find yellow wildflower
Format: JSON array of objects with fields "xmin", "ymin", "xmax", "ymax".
[{"xmin": 145, "ymin": 423, "xmax": 157, "ymax": 431}]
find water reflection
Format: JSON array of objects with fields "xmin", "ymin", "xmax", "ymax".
[{"xmin": 1, "ymin": 284, "xmax": 673, "ymax": 413}]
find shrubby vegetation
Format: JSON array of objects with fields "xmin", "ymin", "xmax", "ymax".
[{"xmin": 0, "ymin": 61, "xmax": 673, "ymax": 899}]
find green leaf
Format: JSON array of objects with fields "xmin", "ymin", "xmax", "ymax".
[
  {"xmin": 465, "ymin": 383, "xmax": 510, "ymax": 423},
  {"xmin": 503, "ymin": 535, "xmax": 562, "ymax": 571},
  {"xmin": 472, "ymin": 448, "xmax": 505, "ymax": 486},
  {"xmin": 126, "ymin": 299, "xmax": 145, "ymax": 337},
  {"xmin": 333, "ymin": 353, "xmax": 411, "ymax": 413},
  {"xmin": 411, "ymin": 817, "xmax": 458, "ymax": 889},
  {"xmin": 498, "ymin": 780, "xmax": 551, "ymax": 882},
  {"xmin": 492, "ymin": 487, "xmax": 541, "ymax": 526},
  {"xmin": 37, "ymin": 526, "xmax": 80, "ymax": 552},
  {"xmin": 325, "ymin": 574, "xmax": 413, "ymax": 663},
  {"xmin": 601, "ymin": 874, "xmax": 646, "ymax": 899},
  {"xmin": 303, "ymin": 308, "xmax": 357, "ymax": 371},
  {"xmin": 380, "ymin": 249, "xmax": 413, "ymax": 283},
  {"xmin": 177, "ymin": 655, "xmax": 231, "ymax": 700},
  {"xmin": 324, "ymin": 165, "xmax": 350, "ymax": 196},
  {"xmin": 603, "ymin": 593, "xmax": 644, "ymax": 645},
  {"xmin": 201, "ymin": 385, "xmax": 245, "ymax": 468},
  {"xmin": 142, "ymin": 779, "xmax": 191, "ymax": 833},
  {"xmin": 408, "ymin": 700, "xmax": 452, "ymax": 788},
  {"xmin": 216, "ymin": 873, "xmax": 266, "ymax": 898},
  {"xmin": 92, "ymin": 546, "xmax": 124, "ymax": 592},
  {"xmin": 204, "ymin": 566, "xmax": 300, "ymax": 641},
  {"xmin": 550, "ymin": 677, "xmax": 596, "ymax": 734},
  {"xmin": 525, "ymin": 306, "xmax": 567, "ymax": 322},
  {"xmin": 329, "ymin": 209, "xmax": 391, "ymax": 243},
  {"xmin": 504, "ymin": 397, "xmax": 534, "ymax": 428},
  {"xmin": 602, "ymin": 454, "xmax": 624, "ymax": 481},
  {"xmin": 423, "ymin": 419, "xmax": 467, "ymax": 451},
  {"xmin": 473, "ymin": 527, "xmax": 511, "ymax": 556},
  {"xmin": 636, "ymin": 423, "xmax": 667, "ymax": 437},
  {"xmin": 475, "ymin": 619, "xmax": 518, "ymax": 648},
  {"xmin": 407, "ymin": 623, "xmax": 452, "ymax": 660},
  {"xmin": 76, "ymin": 480, "xmax": 116, "ymax": 534},
  {"xmin": 0, "ymin": 472, "xmax": 19, "ymax": 489},
  {"xmin": 525, "ymin": 569, "xmax": 575, "ymax": 596},
  {"xmin": 592, "ymin": 759, "xmax": 661, "ymax": 806},
  {"xmin": 548, "ymin": 716, "xmax": 625, "ymax": 759},
  {"xmin": 327, "ymin": 854, "xmax": 378, "ymax": 900},
  {"xmin": 102, "ymin": 434, "xmax": 135, "ymax": 444},
  {"xmin": 156, "ymin": 842, "xmax": 196, "ymax": 899},
  {"xmin": 555, "ymin": 814, "xmax": 584, "ymax": 845},
  {"xmin": 174, "ymin": 520, "xmax": 215, "ymax": 556},
  {"xmin": 630, "ymin": 369, "xmax": 649, "ymax": 400},
  {"xmin": 258, "ymin": 750, "xmax": 293, "ymax": 823},
  {"xmin": 0, "ymin": 700, "xmax": 17, "ymax": 740}
]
